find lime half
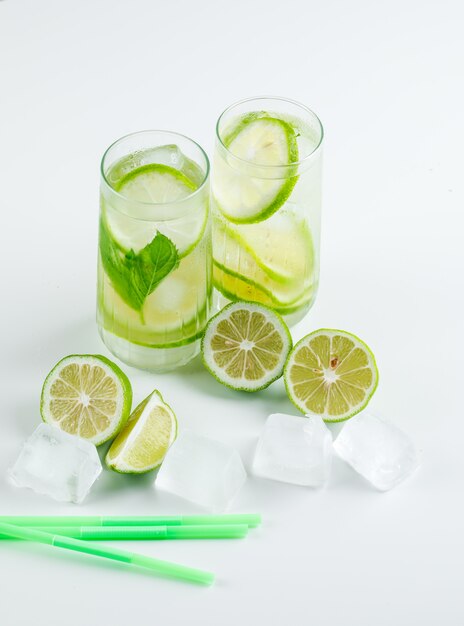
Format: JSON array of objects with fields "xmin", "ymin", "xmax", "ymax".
[
  {"xmin": 106, "ymin": 389, "xmax": 177, "ymax": 473},
  {"xmin": 41, "ymin": 355, "xmax": 132, "ymax": 445},
  {"xmin": 284, "ymin": 329, "xmax": 378, "ymax": 422},
  {"xmin": 214, "ymin": 114, "xmax": 299, "ymax": 224},
  {"xmin": 202, "ymin": 302, "xmax": 292, "ymax": 391},
  {"xmin": 106, "ymin": 163, "xmax": 206, "ymax": 258}
]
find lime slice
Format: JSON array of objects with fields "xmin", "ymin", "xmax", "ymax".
[
  {"xmin": 213, "ymin": 218, "xmax": 311, "ymax": 305},
  {"xmin": 41, "ymin": 355, "xmax": 132, "ymax": 446},
  {"xmin": 213, "ymin": 262, "xmax": 311, "ymax": 315},
  {"xmin": 98, "ymin": 241, "xmax": 210, "ymax": 346},
  {"xmin": 214, "ymin": 211, "xmax": 314, "ymax": 283},
  {"xmin": 202, "ymin": 302, "xmax": 292, "ymax": 391},
  {"xmin": 213, "ymin": 114, "xmax": 299, "ymax": 224},
  {"xmin": 284, "ymin": 329, "xmax": 379, "ymax": 422},
  {"xmin": 106, "ymin": 163, "xmax": 206, "ymax": 258},
  {"xmin": 106, "ymin": 390, "xmax": 177, "ymax": 473}
]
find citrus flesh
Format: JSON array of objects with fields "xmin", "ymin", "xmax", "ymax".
[
  {"xmin": 202, "ymin": 302, "xmax": 292, "ymax": 391},
  {"xmin": 106, "ymin": 390, "xmax": 177, "ymax": 473},
  {"xmin": 284, "ymin": 329, "xmax": 378, "ymax": 422},
  {"xmin": 41, "ymin": 355, "xmax": 132, "ymax": 445}
]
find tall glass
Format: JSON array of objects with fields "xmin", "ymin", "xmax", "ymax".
[
  {"xmin": 97, "ymin": 130, "xmax": 211, "ymax": 372},
  {"xmin": 212, "ymin": 97, "xmax": 323, "ymax": 326}
]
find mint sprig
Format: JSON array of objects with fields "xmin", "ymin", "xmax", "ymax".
[{"xmin": 99, "ymin": 218, "xmax": 179, "ymax": 314}]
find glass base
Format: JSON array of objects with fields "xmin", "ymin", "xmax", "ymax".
[
  {"xmin": 213, "ymin": 290, "xmax": 311, "ymax": 327},
  {"xmin": 98, "ymin": 327, "xmax": 200, "ymax": 373}
]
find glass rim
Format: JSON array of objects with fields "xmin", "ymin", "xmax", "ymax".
[
  {"xmin": 100, "ymin": 129, "xmax": 210, "ymax": 208},
  {"xmin": 215, "ymin": 96, "xmax": 324, "ymax": 169}
]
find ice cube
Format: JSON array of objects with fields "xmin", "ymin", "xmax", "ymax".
[
  {"xmin": 9, "ymin": 424, "xmax": 102, "ymax": 503},
  {"xmin": 155, "ymin": 431, "xmax": 247, "ymax": 512},
  {"xmin": 333, "ymin": 412, "xmax": 419, "ymax": 491},
  {"xmin": 252, "ymin": 413, "xmax": 333, "ymax": 487}
]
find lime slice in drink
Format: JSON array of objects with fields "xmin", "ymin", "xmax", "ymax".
[
  {"xmin": 202, "ymin": 302, "xmax": 292, "ymax": 391},
  {"xmin": 41, "ymin": 355, "xmax": 132, "ymax": 445},
  {"xmin": 106, "ymin": 390, "xmax": 177, "ymax": 473},
  {"xmin": 284, "ymin": 329, "xmax": 379, "ymax": 422},
  {"xmin": 213, "ymin": 263, "xmax": 311, "ymax": 315},
  {"xmin": 106, "ymin": 163, "xmax": 206, "ymax": 258},
  {"xmin": 215, "ymin": 211, "xmax": 314, "ymax": 284},
  {"xmin": 214, "ymin": 114, "xmax": 299, "ymax": 224},
  {"xmin": 213, "ymin": 217, "xmax": 311, "ymax": 305}
]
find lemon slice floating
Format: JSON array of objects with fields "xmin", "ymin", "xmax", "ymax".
[
  {"xmin": 41, "ymin": 355, "xmax": 132, "ymax": 445},
  {"xmin": 106, "ymin": 390, "xmax": 177, "ymax": 473},
  {"xmin": 202, "ymin": 302, "xmax": 292, "ymax": 391},
  {"xmin": 284, "ymin": 329, "xmax": 378, "ymax": 422}
]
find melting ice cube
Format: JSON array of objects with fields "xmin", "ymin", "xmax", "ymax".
[
  {"xmin": 333, "ymin": 412, "xmax": 419, "ymax": 491},
  {"xmin": 252, "ymin": 413, "xmax": 333, "ymax": 487},
  {"xmin": 155, "ymin": 431, "xmax": 247, "ymax": 512},
  {"xmin": 9, "ymin": 423, "xmax": 102, "ymax": 503}
]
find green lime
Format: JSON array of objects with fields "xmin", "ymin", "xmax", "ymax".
[
  {"xmin": 214, "ymin": 114, "xmax": 299, "ymax": 224},
  {"xmin": 106, "ymin": 163, "xmax": 206, "ymax": 258},
  {"xmin": 284, "ymin": 329, "xmax": 379, "ymax": 422},
  {"xmin": 213, "ymin": 262, "xmax": 311, "ymax": 315},
  {"xmin": 202, "ymin": 301, "xmax": 292, "ymax": 392},
  {"xmin": 106, "ymin": 389, "xmax": 177, "ymax": 473},
  {"xmin": 41, "ymin": 354, "xmax": 132, "ymax": 446},
  {"xmin": 214, "ymin": 211, "xmax": 314, "ymax": 284},
  {"xmin": 213, "ymin": 217, "xmax": 312, "ymax": 307}
]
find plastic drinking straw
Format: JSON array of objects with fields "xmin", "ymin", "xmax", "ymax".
[
  {"xmin": 0, "ymin": 521, "xmax": 214, "ymax": 585},
  {"xmin": 0, "ymin": 513, "xmax": 261, "ymax": 528},
  {"xmin": 0, "ymin": 524, "xmax": 248, "ymax": 541}
]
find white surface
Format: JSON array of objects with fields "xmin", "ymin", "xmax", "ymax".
[{"xmin": 0, "ymin": 0, "xmax": 462, "ymax": 624}]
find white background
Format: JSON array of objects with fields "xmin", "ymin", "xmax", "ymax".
[{"xmin": 0, "ymin": 1, "xmax": 463, "ymax": 624}]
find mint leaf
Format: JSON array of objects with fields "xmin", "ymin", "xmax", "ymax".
[
  {"xmin": 99, "ymin": 219, "xmax": 179, "ymax": 312},
  {"xmin": 128, "ymin": 232, "xmax": 179, "ymax": 310}
]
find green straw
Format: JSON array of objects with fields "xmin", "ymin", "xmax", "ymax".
[
  {"xmin": 0, "ymin": 521, "xmax": 214, "ymax": 585},
  {"xmin": 0, "ymin": 514, "xmax": 261, "ymax": 528},
  {"xmin": 0, "ymin": 524, "xmax": 248, "ymax": 541}
]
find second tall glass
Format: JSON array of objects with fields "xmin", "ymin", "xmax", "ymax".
[{"xmin": 211, "ymin": 97, "xmax": 323, "ymax": 326}]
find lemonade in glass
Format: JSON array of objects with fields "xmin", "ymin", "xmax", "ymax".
[
  {"xmin": 212, "ymin": 97, "xmax": 323, "ymax": 326},
  {"xmin": 97, "ymin": 131, "xmax": 211, "ymax": 371}
]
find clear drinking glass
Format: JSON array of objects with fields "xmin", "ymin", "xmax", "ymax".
[
  {"xmin": 97, "ymin": 130, "xmax": 211, "ymax": 372},
  {"xmin": 212, "ymin": 97, "xmax": 323, "ymax": 326}
]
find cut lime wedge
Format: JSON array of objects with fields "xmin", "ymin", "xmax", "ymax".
[
  {"xmin": 284, "ymin": 329, "xmax": 379, "ymax": 422},
  {"xmin": 213, "ymin": 114, "xmax": 299, "ymax": 224},
  {"xmin": 106, "ymin": 390, "xmax": 177, "ymax": 473},
  {"xmin": 202, "ymin": 302, "xmax": 292, "ymax": 391},
  {"xmin": 41, "ymin": 355, "xmax": 132, "ymax": 445},
  {"xmin": 105, "ymin": 163, "xmax": 206, "ymax": 258}
]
